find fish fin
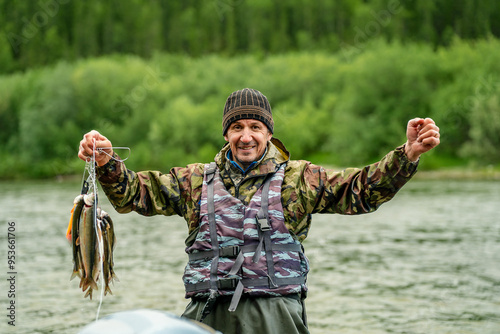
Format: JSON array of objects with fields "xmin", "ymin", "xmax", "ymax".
[
  {"xmin": 70, "ymin": 266, "xmax": 82, "ymax": 280},
  {"xmin": 70, "ymin": 270, "xmax": 80, "ymax": 281},
  {"xmin": 104, "ymin": 285, "xmax": 113, "ymax": 296},
  {"xmin": 89, "ymin": 279, "xmax": 99, "ymax": 291},
  {"xmin": 84, "ymin": 288, "xmax": 93, "ymax": 300},
  {"xmin": 80, "ymin": 278, "xmax": 86, "ymax": 290},
  {"xmin": 66, "ymin": 203, "xmax": 76, "ymax": 241},
  {"xmin": 80, "ymin": 278, "xmax": 92, "ymax": 292}
]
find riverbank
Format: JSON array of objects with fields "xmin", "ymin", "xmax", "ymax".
[
  {"xmin": 414, "ymin": 167, "xmax": 500, "ymax": 180},
  {"xmin": 2, "ymin": 42, "xmax": 500, "ymax": 180}
]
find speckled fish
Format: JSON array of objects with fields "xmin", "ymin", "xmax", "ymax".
[
  {"xmin": 67, "ymin": 194, "xmax": 85, "ymax": 280},
  {"xmin": 101, "ymin": 210, "xmax": 118, "ymax": 295},
  {"xmin": 67, "ymin": 192, "xmax": 118, "ymax": 299},
  {"xmin": 79, "ymin": 193, "xmax": 99, "ymax": 296}
]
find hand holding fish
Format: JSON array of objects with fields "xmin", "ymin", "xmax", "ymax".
[
  {"xmin": 72, "ymin": 133, "xmax": 120, "ymax": 306},
  {"xmin": 78, "ymin": 130, "xmax": 114, "ymax": 166}
]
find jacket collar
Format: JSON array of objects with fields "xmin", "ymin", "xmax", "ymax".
[
  {"xmin": 215, "ymin": 137, "xmax": 290, "ymax": 177},
  {"xmin": 226, "ymin": 147, "xmax": 268, "ymax": 174}
]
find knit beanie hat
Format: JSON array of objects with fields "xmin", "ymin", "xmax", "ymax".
[{"xmin": 222, "ymin": 88, "xmax": 274, "ymax": 135}]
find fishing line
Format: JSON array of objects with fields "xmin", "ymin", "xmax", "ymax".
[
  {"xmin": 96, "ymin": 146, "xmax": 131, "ymax": 162},
  {"xmin": 92, "ymin": 139, "xmax": 107, "ymax": 321},
  {"xmin": 95, "ymin": 228, "xmax": 105, "ymax": 322}
]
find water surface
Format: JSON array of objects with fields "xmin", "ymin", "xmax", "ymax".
[{"xmin": 0, "ymin": 178, "xmax": 499, "ymax": 333}]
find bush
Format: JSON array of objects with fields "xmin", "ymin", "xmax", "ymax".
[{"xmin": 1, "ymin": 38, "xmax": 499, "ymax": 179}]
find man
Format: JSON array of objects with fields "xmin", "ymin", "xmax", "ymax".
[{"xmin": 78, "ymin": 88, "xmax": 440, "ymax": 334}]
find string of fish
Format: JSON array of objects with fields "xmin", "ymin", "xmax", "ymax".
[
  {"xmin": 66, "ymin": 141, "xmax": 129, "ymax": 320},
  {"xmin": 90, "ymin": 140, "xmax": 105, "ymax": 319}
]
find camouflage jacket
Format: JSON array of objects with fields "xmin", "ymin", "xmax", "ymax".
[{"xmin": 97, "ymin": 137, "xmax": 418, "ymax": 242}]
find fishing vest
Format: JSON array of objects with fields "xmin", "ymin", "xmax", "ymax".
[{"xmin": 183, "ymin": 162, "xmax": 309, "ymax": 312}]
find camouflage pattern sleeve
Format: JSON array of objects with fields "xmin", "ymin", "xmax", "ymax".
[
  {"xmin": 288, "ymin": 144, "xmax": 418, "ymax": 217},
  {"xmin": 96, "ymin": 154, "xmax": 204, "ymax": 227}
]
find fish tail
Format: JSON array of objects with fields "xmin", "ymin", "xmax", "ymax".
[
  {"xmin": 70, "ymin": 268, "xmax": 83, "ymax": 281},
  {"xmin": 104, "ymin": 284, "xmax": 113, "ymax": 296},
  {"xmin": 89, "ymin": 278, "xmax": 99, "ymax": 291},
  {"xmin": 80, "ymin": 278, "xmax": 87, "ymax": 290},
  {"xmin": 84, "ymin": 288, "xmax": 93, "ymax": 300}
]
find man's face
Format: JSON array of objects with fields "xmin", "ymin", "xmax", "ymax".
[{"xmin": 224, "ymin": 119, "xmax": 272, "ymax": 170}]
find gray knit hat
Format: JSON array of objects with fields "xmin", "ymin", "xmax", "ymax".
[{"xmin": 222, "ymin": 88, "xmax": 274, "ymax": 135}]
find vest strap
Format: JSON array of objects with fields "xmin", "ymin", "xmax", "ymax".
[
  {"xmin": 256, "ymin": 177, "xmax": 279, "ymax": 288},
  {"xmin": 198, "ymin": 162, "xmax": 221, "ymax": 322},
  {"xmin": 227, "ymin": 250, "xmax": 245, "ymax": 276},
  {"xmin": 252, "ymin": 237, "xmax": 264, "ymax": 263},
  {"xmin": 185, "ymin": 276, "xmax": 307, "ymax": 293},
  {"xmin": 205, "ymin": 162, "xmax": 217, "ymax": 183},
  {"xmin": 188, "ymin": 243, "xmax": 302, "ymax": 261},
  {"xmin": 206, "ymin": 163, "xmax": 219, "ymax": 294},
  {"xmin": 228, "ymin": 281, "xmax": 244, "ymax": 312}
]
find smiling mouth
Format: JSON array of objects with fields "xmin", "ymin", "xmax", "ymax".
[{"xmin": 238, "ymin": 145, "xmax": 256, "ymax": 151}]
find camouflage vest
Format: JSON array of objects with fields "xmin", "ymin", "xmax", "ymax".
[{"xmin": 183, "ymin": 162, "xmax": 309, "ymax": 312}]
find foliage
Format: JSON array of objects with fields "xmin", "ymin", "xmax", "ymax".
[
  {"xmin": 1, "ymin": 38, "xmax": 499, "ymax": 179},
  {"xmin": 1, "ymin": 0, "xmax": 500, "ymax": 73}
]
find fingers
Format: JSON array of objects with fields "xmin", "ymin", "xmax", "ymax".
[
  {"xmin": 79, "ymin": 130, "xmax": 98, "ymax": 159},
  {"xmin": 417, "ymin": 118, "xmax": 440, "ymax": 144},
  {"xmin": 408, "ymin": 117, "xmax": 425, "ymax": 128},
  {"xmin": 420, "ymin": 133, "xmax": 440, "ymax": 149},
  {"xmin": 405, "ymin": 117, "xmax": 440, "ymax": 161},
  {"xmin": 78, "ymin": 130, "xmax": 113, "ymax": 164},
  {"xmin": 415, "ymin": 118, "xmax": 440, "ymax": 155},
  {"xmin": 408, "ymin": 118, "xmax": 439, "ymax": 141}
]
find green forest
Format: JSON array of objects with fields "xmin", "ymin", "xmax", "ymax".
[{"xmin": 1, "ymin": 0, "xmax": 499, "ymax": 179}]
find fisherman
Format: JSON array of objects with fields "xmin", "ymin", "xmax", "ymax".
[{"xmin": 78, "ymin": 88, "xmax": 440, "ymax": 334}]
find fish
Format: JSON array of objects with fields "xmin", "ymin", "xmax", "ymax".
[
  {"xmin": 101, "ymin": 222, "xmax": 111, "ymax": 295},
  {"xmin": 68, "ymin": 192, "xmax": 118, "ymax": 299},
  {"xmin": 79, "ymin": 193, "xmax": 99, "ymax": 295},
  {"xmin": 101, "ymin": 211, "xmax": 118, "ymax": 295},
  {"xmin": 66, "ymin": 194, "xmax": 84, "ymax": 242},
  {"xmin": 69, "ymin": 195, "xmax": 85, "ymax": 280}
]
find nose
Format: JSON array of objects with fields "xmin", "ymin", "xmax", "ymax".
[{"xmin": 240, "ymin": 128, "xmax": 252, "ymax": 143}]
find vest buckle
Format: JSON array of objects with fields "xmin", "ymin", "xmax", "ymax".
[
  {"xmin": 257, "ymin": 217, "xmax": 271, "ymax": 231},
  {"xmin": 217, "ymin": 278, "xmax": 238, "ymax": 290},
  {"xmin": 220, "ymin": 245, "xmax": 240, "ymax": 258}
]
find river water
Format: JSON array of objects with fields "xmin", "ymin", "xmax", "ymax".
[{"xmin": 0, "ymin": 177, "xmax": 499, "ymax": 334}]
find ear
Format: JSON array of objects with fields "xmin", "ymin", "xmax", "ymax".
[
  {"xmin": 266, "ymin": 131, "xmax": 272, "ymax": 141},
  {"xmin": 224, "ymin": 134, "xmax": 229, "ymax": 142}
]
